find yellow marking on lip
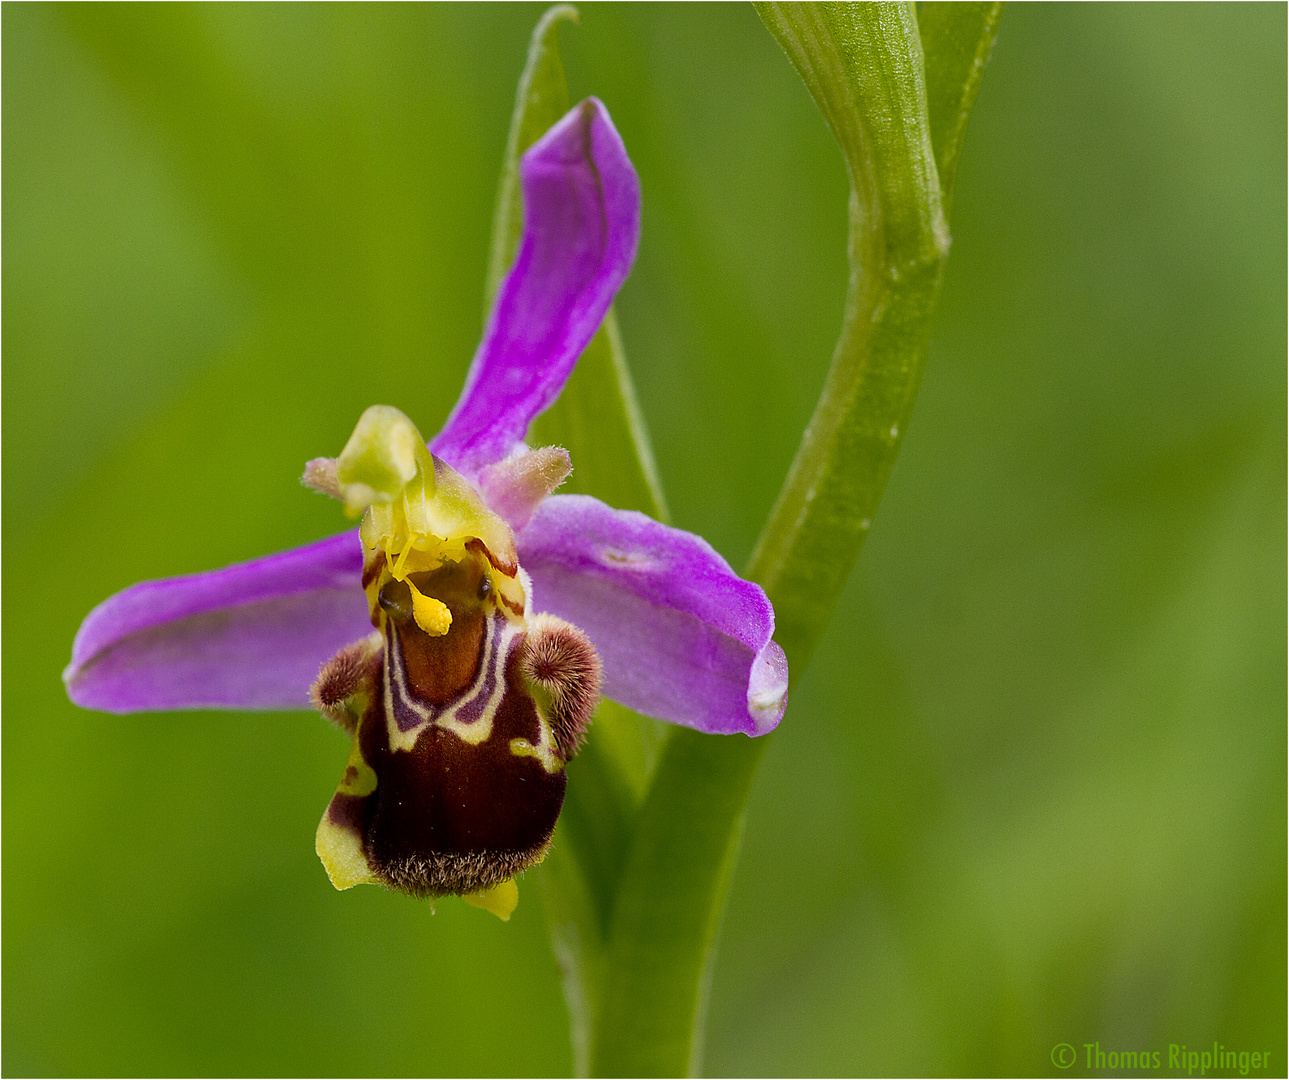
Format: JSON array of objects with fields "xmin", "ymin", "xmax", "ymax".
[
  {"xmin": 509, "ymin": 736, "xmax": 563, "ymax": 774},
  {"xmin": 337, "ymin": 735, "xmax": 377, "ymax": 798}
]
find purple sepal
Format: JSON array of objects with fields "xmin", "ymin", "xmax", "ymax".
[
  {"xmin": 516, "ymin": 495, "xmax": 789, "ymax": 736},
  {"xmin": 64, "ymin": 531, "xmax": 371, "ymax": 713},
  {"xmin": 432, "ymin": 98, "xmax": 641, "ymax": 476}
]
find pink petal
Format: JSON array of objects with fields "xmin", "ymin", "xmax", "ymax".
[
  {"xmin": 65, "ymin": 532, "xmax": 371, "ymax": 713},
  {"xmin": 516, "ymin": 495, "xmax": 788, "ymax": 736}
]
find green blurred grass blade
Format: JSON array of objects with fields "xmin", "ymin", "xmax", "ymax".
[
  {"xmin": 916, "ymin": 1, "xmax": 1003, "ymax": 212},
  {"xmin": 485, "ymin": 8, "xmax": 673, "ymax": 1072},
  {"xmin": 591, "ymin": 4, "xmax": 980, "ymax": 1075}
]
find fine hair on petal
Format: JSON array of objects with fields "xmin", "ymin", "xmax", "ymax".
[{"xmin": 519, "ymin": 613, "xmax": 602, "ymax": 761}]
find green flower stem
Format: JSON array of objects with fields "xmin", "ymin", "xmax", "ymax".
[
  {"xmin": 748, "ymin": 0, "xmax": 948, "ymax": 668},
  {"xmin": 587, "ymin": 4, "xmax": 999, "ymax": 1075},
  {"xmin": 591, "ymin": 728, "xmax": 760, "ymax": 1077}
]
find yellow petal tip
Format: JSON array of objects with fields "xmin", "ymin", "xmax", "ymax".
[
  {"xmin": 316, "ymin": 809, "xmax": 378, "ymax": 891},
  {"xmin": 463, "ymin": 879, "xmax": 518, "ymax": 921}
]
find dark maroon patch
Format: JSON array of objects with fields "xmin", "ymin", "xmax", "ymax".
[
  {"xmin": 355, "ymin": 635, "xmax": 566, "ymax": 897},
  {"xmin": 327, "ymin": 792, "xmax": 368, "ymax": 834}
]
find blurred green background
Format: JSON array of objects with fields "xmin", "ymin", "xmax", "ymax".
[{"xmin": 4, "ymin": 3, "xmax": 1284, "ymax": 1075}]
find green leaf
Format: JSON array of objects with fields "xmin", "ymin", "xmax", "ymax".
[
  {"xmin": 588, "ymin": 3, "xmax": 999, "ymax": 1074},
  {"xmin": 484, "ymin": 3, "xmax": 579, "ymax": 311},
  {"xmin": 485, "ymin": 3, "xmax": 669, "ymax": 792},
  {"xmin": 591, "ymin": 729, "xmax": 760, "ymax": 1077},
  {"xmin": 916, "ymin": 2, "xmax": 1003, "ymax": 212},
  {"xmin": 483, "ymin": 8, "xmax": 672, "ymax": 1074}
]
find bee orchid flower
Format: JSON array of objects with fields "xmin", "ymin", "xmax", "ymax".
[{"xmin": 63, "ymin": 99, "xmax": 788, "ymax": 919}]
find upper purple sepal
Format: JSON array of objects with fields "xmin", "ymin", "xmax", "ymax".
[
  {"xmin": 517, "ymin": 495, "xmax": 788, "ymax": 736},
  {"xmin": 432, "ymin": 98, "xmax": 641, "ymax": 476},
  {"xmin": 64, "ymin": 532, "xmax": 370, "ymax": 713}
]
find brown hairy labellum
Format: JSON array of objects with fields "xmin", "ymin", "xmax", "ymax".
[{"xmin": 314, "ymin": 550, "xmax": 599, "ymax": 902}]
